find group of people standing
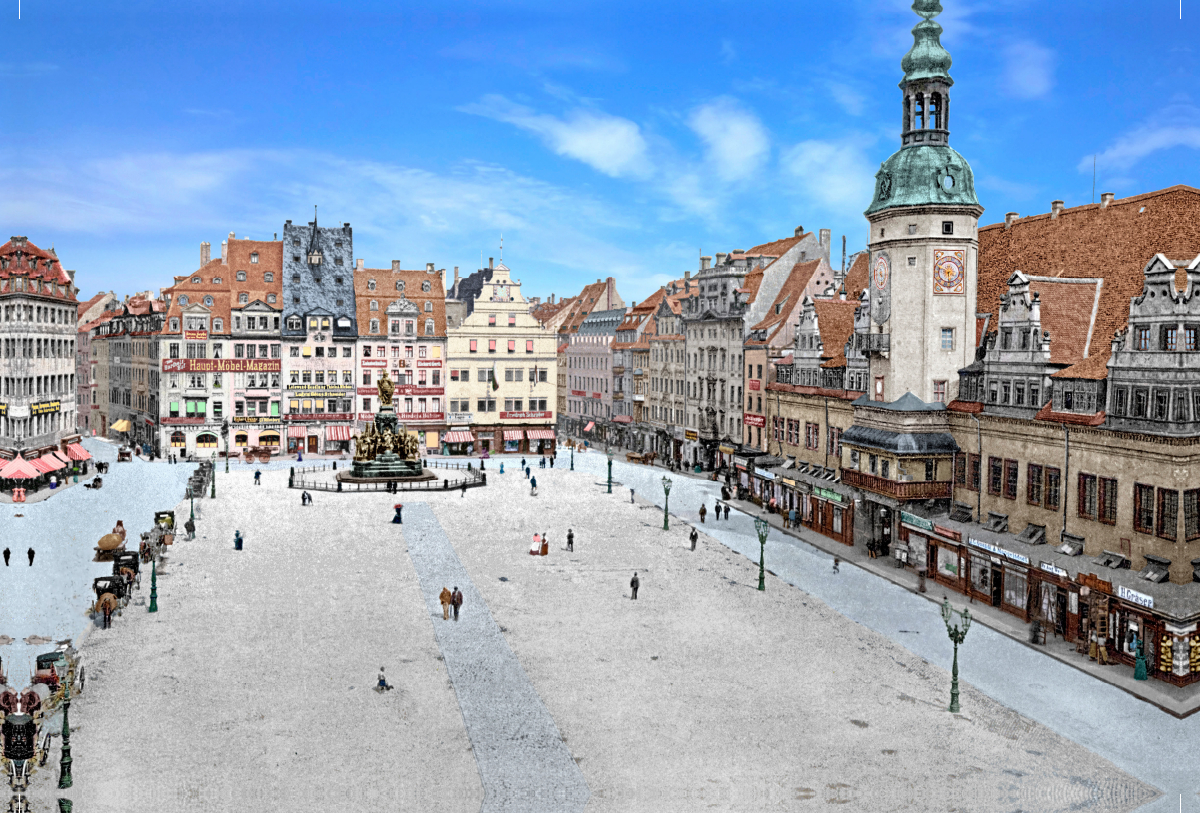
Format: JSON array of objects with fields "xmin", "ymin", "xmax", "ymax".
[{"xmin": 697, "ymin": 502, "xmax": 730, "ymax": 523}]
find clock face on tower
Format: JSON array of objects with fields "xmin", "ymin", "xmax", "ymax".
[
  {"xmin": 933, "ymin": 249, "xmax": 966, "ymax": 295},
  {"xmin": 873, "ymin": 255, "xmax": 890, "ymax": 290}
]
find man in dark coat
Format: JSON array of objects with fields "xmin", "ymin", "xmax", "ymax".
[
  {"xmin": 461, "ymin": 481, "xmax": 467, "ymax": 497},
  {"xmin": 714, "ymin": 501, "xmax": 721, "ymax": 521},
  {"xmin": 723, "ymin": 503, "xmax": 730, "ymax": 521},
  {"xmin": 254, "ymin": 470, "xmax": 261, "ymax": 486},
  {"xmin": 27, "ymin": 548, "xmax": 34, "ymax": 566},
  {"xmin": 567, "ymin": 529, "xmax": 574, "ymax": 552},
  {"xmin": 690, "ymin": 527, "xmax": 698, "ymax": 551},
  {"xmin": 2, "ymin": 548, "xmax": 9, "ymax": 566},
  {"xmin": 451, "ymin": 587, "xmax": 463, "ymax": 621},
  {"xmin": 630, "ymin": 572, "xmax": 639, "ymax": 600},
  {"xmin": 699, "ymin": 504, "xmax": 707, "ymax": 524}
]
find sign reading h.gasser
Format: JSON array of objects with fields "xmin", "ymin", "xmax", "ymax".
[{"xmin": 163, "ymin": 359, "xmax": 280, "ymax": 373}]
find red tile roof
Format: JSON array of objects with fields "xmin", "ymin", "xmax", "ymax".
[
  {"xmin": 748, "ymin": 260, "xmax": 822, "ymax": 346},
  {"xmin": 1027, "ymin": 278, "xmax": 1103, "ymax": 366},
  {"xmin": 842, "ymin": 252, "xmax": 869, "ymax": 299},
  {"xmin": 746, "ymin": 234, "xmax": 806, "ymax": 257},
  {"xmin": 353, "ymin": 268, "xmax": 446, "ymax": 338},
  {"xmin": 813, "ymin": 299, "xmax": 859, "ymax": 368},
  {"xmin": 978, "ymin": 185, "xmax": 1200, "ymax": 379},
  {"xmin": 0, "ymin": 237, "xmax": 76, "ymax": 300}
]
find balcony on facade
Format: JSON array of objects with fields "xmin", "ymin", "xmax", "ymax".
[
  {"xmin": 633, "ymin": 368, "xmax": 644, "ymax": 377},
  {"xmin": 841, "ymin": 467, "xmax": 951, "ymax": 500},
  {"xmin": 612, "ymin": 365, "xmax": 625, "ymax": 376},
  {"xmin": 632, "ymin": 394, "xmax": 645, "ymax": 402},
  {"xmin": 851, "ymin": 333, "xmax": 890, "ymax": 354}
]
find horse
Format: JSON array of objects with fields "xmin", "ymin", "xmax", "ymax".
[
  {"xmin": 94, "ymin": 593, "xmax": 119, "ymax": 629},
  {"xmin": 119, "ymin": 567, "xmax": 138, "ymax": 591}
]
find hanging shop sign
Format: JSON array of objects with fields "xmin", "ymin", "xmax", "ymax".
[
  {"xmin": 362, "ymin": 359, "xmax": 388, "ymax": 368},
  {"xmin": 163, "ymin": 358, "xmax": 280, "ymax": 373},
  {"xmin": 782, "ymin": 477, "xmax": 796, "ymax": 488},
  {"xmin": 743, "ymin": 413, "xmax": 766, "ymax": 428},
  {"xmin": 749, "ymin": 379, "xmax": 761, "ymax": 391},
  {"xmin": 900, "ymin": 511, "xmax": 933, "ymax": 531},
  {"xmin": 1117, "ymin": 585, "xmax": 1154, "ymax": 609},
  {"xmin": 933, "ymin": 525, "xmax": 962, "ymax": 542},
  {"xmin": 718, "ymin": 444, "xmax": 736, "ymax": 454},
  {"xmin": 815, "ymin": 486, "xmax": 844, "ymax": 503},
  {"xmin": 1076, "ymin": 572, "xmax": 1112, "ymax": 594},
  {"xmin": 31, "ymin": 400, "xmax": 61, "ymax": 416},
  {"xmin": 1039, "ymin": 561, "xmax": 1068, "ymax": 579},
  {"xmin": 685, "ymin": 430, "xmax": 697, "ymax": 441},
  {"xmin": 967, "ymin": 537, "xmax": 1029, "ymax": 565}
]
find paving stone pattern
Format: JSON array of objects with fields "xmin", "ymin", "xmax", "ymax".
[{"xmin": 403, "ymin": 503, "xmax": 590, "ymax": 812}]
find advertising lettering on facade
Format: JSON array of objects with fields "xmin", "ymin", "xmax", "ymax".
[
  {"xmin": 749, "ymin": 379, "xmax": 761, "ymax": 391},
  {"xmin": 570, "ymin": 390, "xmax": 585, "ymax": 397},
  {"xmin": 815, "ymin": 487, "xmax": 844, "ymax": 503},
  {"xmin": 592, "ymin": 392, "xmax": 601, "ymax": 399},
  {"xmin": 282, "ymin": 390, "xmax": 347, "ymax": 399},
  {"xmin": 0, "ymin": 403, "xmax": 6, "ymax": 416},
  {"xmin": 355, "ymin": 385, "xmax": 444, "ymax": 396},
  {"xmin": 416, "ymin": 360, "xmax": 441, "ymax": 368},
  {"xmin": 163, "ymin": 358, "xmax": 281, "ymax": 373},
  {"xmin": 742, "ymin": 413, "xmax": 766, "ymax": 428},
  {"xmin": 161, "ymin": 417, "xmax": 209, "ymax": 425},
  {"xmin": 446, "ymin": 412, "xmax": 473, "ymax": 423},
  {"xmin": 361, "ymin": 359, "xmax": 387, "ymax": 368},
  {"xmin": 967, "ymin": 537, "xmax": 1030, "ymax": 565},
  {"xmin": 282, "ymin": 413, "xmax": 353, "ymax": 422},
  {"xmin": 899, "ymin": 510, "xmax": 933, "ymax": 531},
  {"xmin": 932, "ymin": 524, "xmax": 962, "ymax": 543},
  {"xmin": 685, "ymin": 429, "xmax": 697, "ymax": 440},
  {"xmin": 232, "ymin": 417, "xmax": 281, "ymax": 425},
  {"xmin": 1117, "ymin": 584, "xmax": 1154, "ymax": 609},
  {"xmin": 287, "ymin": 384, "xmax": 352, "ymax": 392},
  {"xmin": 183, "ymin": 329, "xmax": 208, "ymax": 341},
  {"xmin": 499, "ymin": 411, "xmax": 552, "ymax": 420},
  {"xmin": 31, "ymin": 400, "xmax": 62, "ymax": 416},
  {"xmin": 1039, "ymin": 561, "xmax": 1068, "ymax": 579},
  {"xmin": 391, "ymin": 412, "xmax": 444, "ymax": 422}
]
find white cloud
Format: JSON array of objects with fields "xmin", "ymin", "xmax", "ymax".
[
  {"xmin": 458, "ymin": 95, "xmax": 651, "ymax": 179},
  {"xmin": 1080, "ymin": 100, "xmax": 1200, "ymax": 173},
  {"xmin": 688, "ymin": 97, "xmax": 770, "ymax": 182},
  {"xmin": 829, "ymin": 82, "xmax": 867, "ymax": 117},
  {"xmin": 780, "ymin": 138, "xmax": 877, "ymax": 215},
  {"xmin": 720, "ymin": 40, "xmax": 736, "ymax": 65},
  {"xmin": 1001, "ymin": 41, "xmax": 1055, "ymax": 99}
]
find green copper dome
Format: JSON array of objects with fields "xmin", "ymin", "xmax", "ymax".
[
  {"xmin": 901, "ymin": 1, "xmax": 953, "ymax": 85},
  {"xmin": 864, "ymin": 145, "xmax": 980, "ymax": 215}
]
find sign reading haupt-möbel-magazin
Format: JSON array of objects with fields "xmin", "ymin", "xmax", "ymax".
[{"xmin": 162, "ymin": 359, "xmax": 281, "ymax": 373}]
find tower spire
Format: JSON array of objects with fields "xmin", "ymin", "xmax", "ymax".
[{"xmin": 901, "ymin": 0, "xmax": 953, "ymax": 86}]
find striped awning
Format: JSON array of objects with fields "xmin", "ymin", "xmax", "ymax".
[
  {"xmin": 287, "ymin": 426, "xmax": 307, "ymax": 438},
  {"xmin": 503, "ymin": 430, "xmax": 524, "ymax": 441},
  {"xmin": 0, "ymin": 455, "xmax": 40, "ymax": 480},
  {"xmin": 326, "ymin": 425, "xmax": 352, "ymax": 441},
  {"xmin": 111, "ymin": 419, "xmax": 131, "ymax": 432},
  {"xmin": 443, "ymin": 431, "xmax": 474, "ymax": 443},
  {"xmin": 52, "ymin": 451, "xmax": 72, "ymax": 466},
  {"xmin": 612, "ymin": 415, "xmax": 633, "ymax": 424},
  {"xmin": 29, "ymin": 457, "xmax": 56, "ymax": 474},
  {"xmin": 38, "ymin": 454, "xmax": 66, "ymax": 471},
  {"xmin": 584, "ymin": 422, "xmax": 595, "ymax": 432},
  {"xmin": 526, "ymin": 429, "xmax": 555, "ymax": 440},
  {"xmin": 66, "ymin": 443, "xmax": 92, "ymax": 461}
]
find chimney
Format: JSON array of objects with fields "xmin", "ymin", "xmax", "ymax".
[
  {"xmin": 274, "ymin": 232, "xmax": 278, "ymax": 240},
  {"xmin": 607, "ymin": 276, "xmax": 616, "ymax": 306},
  {"xmin": 841, "ymin": 235, "xmax": 846, "ymax": 274},
  {"xmin": 489, "ymin": 257, "xmax": 494, "ymax": 269},
  {"xmin": 228, "ymin": 231, "xmax": 235, "ymax": 243},
  {"xmin": 1005, "ymin": 212, "xmax": 1020, "ymax": 228},
  {"xmin": 356, "ymin": 259, "xmax": 364, "ymax": 270},
  {"xmin": 700, "ymin": 256, "xmax": 711, "ymax": 271},
  {"xmin": 1051, "ymin": 200, "xmax": 1065, "ymax": 219},
  {"xmin": 427, "ymin": 262, "xmax": 435, "ymax": 273},
  {"xmin": 715, "ymin": 252, "xmax": 727, "ymax": 266},
  {"xmin": 200, "ymin": 242, "xmax": 211, "ymax": 266},
  {"xmin": 392, "ymin": 260, "xmax": 401, "ymax": 272},
  {"xmin": 220, "ymin": 239, "xmax": 228, "ymax": 262},
  {"xmin": 1101, "ymin": 192, "xmax": 1115, "ymax": 208},
  {"xmin": 440, "ymin": 268, "xmax": 446, "ymax": 292},
  {"xmin": 453, "ymin": 266, "xmax": 459, "ymax": 285},
  {"xmin": 794, "ymin": 226, "xmax": 804, "ymax": 237},
  {"xmin": 684, "ymin": 270, "xmax": 691, "ymax": 280}
]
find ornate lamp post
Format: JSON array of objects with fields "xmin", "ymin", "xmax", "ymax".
[
  {"xmin": 210, "ymin": 451, "xmax": 216, "ymax": 499},
  {"xmin": 570, "ymin": 445, "xmax": 574, "ymax": 471},
  {"xmin": 606, "ymin": 448, "xmax": 613, "ymax": 494},
  {"xmin": 661, "ymin": 475, "xmax": 672, "ymax": 531},
  {"xmin": 940, "ymin": 597, "xmax": 972, "ymax": 713},
  {"xmin": 754, "ymin": 516, "xmax": 768, "ymax": 591},
  {"xmin": 222, "ymin": 418, "xmax": 230, "ymax": 474},
  {"xmin": 55, "ymin": 676, "xmax": 74, "ymax": 790},
  {"xmin": 187, "ymin": 486, "xmax": 194, "ymax": 523},
  {"xmin": 148, "ymin": 558, "xmax": 158, "ymax": 613}
]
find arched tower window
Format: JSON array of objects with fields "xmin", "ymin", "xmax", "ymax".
[
  {"xmin": 930, "ymin": 92, "xmax": 942, "ymax": 129},
  {"xmin": 903, "ymin": 96, "xmax": 911, "ymax": 133},
  {"xmin": 914, "ymin": 93, "xmax": 925, "ymax": 129}
]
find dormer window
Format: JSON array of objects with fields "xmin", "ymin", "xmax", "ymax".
[
  {"xmin": 422, "ymin": 280, "xmax": 431, "ymax": 293},
  {"xmin": 178, "ymin": 295, "xmax": 189, "ymax": 305},
  {"xmin": 367, "ymin": 279, "xmax": 376, "ymax": 290},
  {"xmin": 264, "ymin": 272, "xmax": 274, "ymax": 282},
  {"xmin": 250, "ymin": 252, "xmax": 259, "ymax": 263},
  {"xmin": 370, "ymin": 300, "xmax": 378, "ymax": 311},
  {"xmin": 287, "ymin": 316, "xmax": 301, "ymax": 330},
  {"xmin": 170, "ymin": 318, "xmax": 180, "ymax": 331},
  {"xmin": 238, "ymin": 293, "xmax": 249, "ymax": 304},
  {"xmin": 237, "ymin": 271, "xmax": 247, "ymax": 281},
  {"xmin": 192, "ymin": 277, "xmax": 200, "ymax": 283},
  {"xmin": 203, "ymin": 296, "xmax": 214, "ymax": 307},
  {"xmin": 267, "ymin": 294, "xmax": 276, "ymax": 304},
  {"xmin": 425, "ymin": 301, "xmax": 433, "ymax": 312},
  {"xmin": 213, "ymin": 277, "xmax": 222, "ymax": 284},
  {"xmin": 396, "ymin": 281, "xmax": 405, "ymax": 292}
]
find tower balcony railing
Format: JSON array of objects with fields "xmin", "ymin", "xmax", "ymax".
[{"xmin": 841, "ymin": 467, "xmax": 951, "ymax": 501}]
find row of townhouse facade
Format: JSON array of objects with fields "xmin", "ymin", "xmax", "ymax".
[{"xmin": 80, "ymin": 224, "xmax": 559, "ymax": 459}]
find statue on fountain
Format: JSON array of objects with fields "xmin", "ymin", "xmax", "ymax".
[{"xmin": 345, "ymin": 369, "xmax": 430, "ymax": 481}]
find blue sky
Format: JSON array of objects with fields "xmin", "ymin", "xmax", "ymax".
[{"xmin": 3, "ymin": 0, "xmax": 1197, "ymax": 305}]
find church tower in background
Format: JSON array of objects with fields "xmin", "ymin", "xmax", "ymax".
[{"xmin": 863, "ymin": 0, "xmax": 983, "ymax": 404}]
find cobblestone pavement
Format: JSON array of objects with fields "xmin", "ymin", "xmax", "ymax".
[{"xmin": 403, "ymin": 503, "xmax": 590, "ymax": 812}]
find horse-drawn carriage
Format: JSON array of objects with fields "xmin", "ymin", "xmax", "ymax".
[
  {"xmin": 242, "ymin": 445, "xmax": 273, "ymax": 463},
  {"xmin": 92, "ymin": 576, "xmax": 126, "ymax": 628},
  {"xmin": 113, "ymin": 551, "xmax": 140, "ymax": 590},
  {"xmin": 31, "ymin": 652, "xmax": 67, "ymax": 692},
  {"xmin": 117, "ymin": 447, "xmax": 133, "ymax": 462}
]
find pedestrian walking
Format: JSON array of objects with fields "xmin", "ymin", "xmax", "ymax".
[
  {"xmin": 699, "ymin": 504, "xmax": 707, "ymax": 524},
  {"xmin": 540, "ymin": 457, "xmax": 545, "ymax": 468},
  {"xmin": 526, "ymin": 466, "xmax": 531, "ymax": 479},
  {"xmin": 833, "ymin": 557, "xmax": 840, "ymax": 574},
  {"xmin": 530, "ymin": 475, "xmax": 538, "ymax": 496},
  {"xmin": 723, "ymin": 504, "xmax": 730, "ymax": 521},
  {"xmin": 630, "ymin": 487, "xmax": 635, "ymax": 504},
  {"xmin": 550, "ymin": 454, "xmax": 555, "ymax": 468},
  {"xmin": 521, "ymin": 457, "xmax": 526, "ymax": 471},
  {"xmin": 254, "ymin": 469, "xmax": 261, "ymax": 486},
  {"xmin": 567, "ymin": 529, "xmax": 574, "ymax": 551},
  {"xmin": 787, "ymin": 507, "xmax": 796, "ymax": 530},
  {"xmin": 690, "ymin": 527, "xmax": 698, "ymax": 551},
  {"xmin": 630, "ymin": 572, "xmax": 639, "ymax": 600},
  {"xmin": 377, "ymin": 667, "xmax": 393, "ymax": 692},
  {"xmin": 393, "ymin": 504, "xmax": 403, "ymax": 524},
  {"xmin": 2, "ymin": 548, "xmax": 9, "ymax": 566},
  {"xmin": 439, "ymin": 586, "xmax": 452, "ymax": 620},
  {"xmin": 452, "ymin": 587, "xmax": 463, "ymax": 620},
  {"xmin": 714, "ymin": 501, "xmax": 721, "ymax": 521},
  {"xmin": 185, "ymin": 518, "xmax": 196, "ymax": 540},
  {"xmin": 26, "ymin": 547, "xmax": 34, "ymax": 566},
  {"xmin": 461, "ymin": 481, "xmax": 467, "ymax": 498}
]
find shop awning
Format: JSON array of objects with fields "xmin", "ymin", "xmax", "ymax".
[
  {"xmin": 584, "ymin": 421, "xmax": 595, "ymax": 432},
  {"xmin": 29, "ymin": 457, "xmax": 56, "ymax": 474},
  {"xmin": 0, "ymin": 455, "xmax": 40, "ymax": 480},
  {"xmin": 526, "ymin": 429, "xmax": 555, "ymax": 440},
  {"xmin": 111, "ymin": 419, "xmax": 131, "ymax": 432},
  {"xmin": 443, "ymin": 431, "xmax": 474, "ymax": 443},
  {"xmin": 52, "ymin": 451, "xmax": 72, "ymax": 466},
  {"xmin": 66, "ymin": 443, "xmax": 92, "ymax": 461},
  {"xmin": 287, "ymin": 426, "xmax": 307, "ymax": 438},
  {"xmin": 326, "ymin": 425, "xmax": 352, "ymax": 441},
  {"xmin": 144, "ymin": 418, "xmax": 155, "ymax": 426},
  {"xmin": 37, "ymin": 454, "xmax": 66, "ymax": 471},
  {"xmin": 612, "ymin": 415, "xmax": 633, "ymax": 424},
  {"xmin": 503, "ymin": 430, "xmax": 524, "ymax": 441}
]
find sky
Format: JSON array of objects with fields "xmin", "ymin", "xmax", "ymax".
[{"xmin": 2, "ymin": 0, "xmax": 1198, "ymax": 306}]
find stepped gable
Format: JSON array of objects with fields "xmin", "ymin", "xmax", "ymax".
[
  {"xmin": 813, "ymin": 298, "xmax": 859, "ymax": 368},
  {"xmin": 978, "ymin": 185, "xmax": 1200, "ymax": 379}
]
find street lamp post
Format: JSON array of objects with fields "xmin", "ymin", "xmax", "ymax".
[
  {"xmin": 607, "ymin": 448, "xmax": 613, "ymax": 494},
  {"xmin": 940, "ymin": 598, "xmax": 972, "ymax": 713},
  {"xmin": 211, "ymin": 452, "xmax": 216, "ymax": 499},
  {"xmin": 222, "ymin": 418, "xmax": 230, "ymax": 474},
  {"xmin": 57, "ymin": 675, "xmax": 72, "ymax": 789},
  {"xmin": 187, "ymin": 486, "xmax": 194, "ymax": 522},
  {"xmin": 149, "ymin": 558, "xmax": 158, "ymax": 613},
  {"xmin": 754, "ymin": 516, "xmax": 768, "ymax": 591},
  {"xmin": 661, "ymin": 475, "xmax": 672, "ymax": 531},
  {"xmin": 570, "ymin": 445, "xmax": 574, "ymax": 471}
]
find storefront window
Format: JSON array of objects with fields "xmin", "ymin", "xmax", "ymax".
[
  {"xmin": 937, "ymin": 546, "xmax": 959, "ymax": 577},
  {"xmin": 970, "ymin": 555, "xmax": 991, "ymax": 594},
  {"xmin": 832, "ymin": 506, "xmax": 843, "ymax": 534},
  {"xmin": 1003, "ymin": 567, "xmax": 1028, "ymax": 610}
]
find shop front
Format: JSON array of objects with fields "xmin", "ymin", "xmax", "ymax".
[
  {"xmin": 160, "ymin": 419, "xmax": 224, "ymax": 459},
  {"xmin": 1031, "ymin": 561, "xmax": 1078, "ymax": 643},
  {"xmin": 527, "ymin": 428, "xmax": 556, "ymax": 454},
  {"xmin": 965, "ymin": 536, "xmax": 1030, "ymax": 620},
  {"xmin": 900, "ymin": 513, "xmax": 967, "ymax": 592},
  {"xmin": 443, "ymin": 428, "xmax": 475, "ymax": 455},
  {"xmin": 802, "ymin": 484, "xmax": 854, "ymax": 546},
  {"xmin": 503, "ymin": 429, "xmax": 523, "ymax": 453}
]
